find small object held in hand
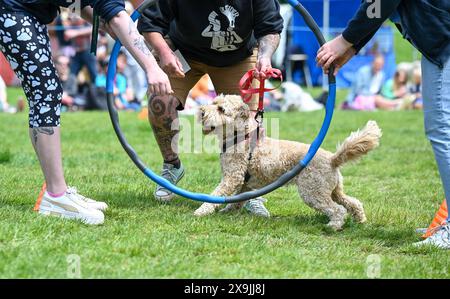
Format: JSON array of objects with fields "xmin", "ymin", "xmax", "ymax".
[{"xmin": 173, "ymin": 50, "xmax": 191, "ymax": 74}]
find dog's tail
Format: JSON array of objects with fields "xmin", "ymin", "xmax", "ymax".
[{"xmin": 331, "ymin": 121, "xmax": 382, "ymax": 168}]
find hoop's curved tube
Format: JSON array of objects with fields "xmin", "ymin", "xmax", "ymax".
[{"xmin": 106, "ymin": 0, "xmax": 336, "ymax": 204}]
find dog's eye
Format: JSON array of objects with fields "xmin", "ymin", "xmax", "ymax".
[{"xmin": 217, "ymin": 106, "xmax": 225, "ymax": 113}]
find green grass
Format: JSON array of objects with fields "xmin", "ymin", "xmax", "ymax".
[
  {"xmin": 392, "ymin": 25, "xmax": 420, "ymax": 63},
  {"xmin": 1, "ymin": 87, "xmax": 449, "ymax": 279}
]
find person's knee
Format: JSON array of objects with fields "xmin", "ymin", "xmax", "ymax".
[
  {"xmin": 30, "ymin": 89, "xmax": 63, "ymax": 128},
  {"xmin": 148, "ymin": 94, "xmax": 180, "ymax": 117}
]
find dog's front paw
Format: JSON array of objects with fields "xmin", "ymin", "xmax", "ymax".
[{"xmin": 194, "ymin": 203, "xmax": 218, "ymax": 217}]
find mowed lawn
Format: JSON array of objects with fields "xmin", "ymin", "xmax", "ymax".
[{"xmin": 0, "ymin": 87, "xmax": 449, "ymax": 279}]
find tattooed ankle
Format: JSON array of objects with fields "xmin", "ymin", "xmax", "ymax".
[{"xmin": 164, "ymin": 157, "xmax": 181, "ymax": 168}]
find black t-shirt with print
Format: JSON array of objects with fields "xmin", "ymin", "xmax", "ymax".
[{"xmin": 137, "ymin": 0, "xmax": 283, "ymax": 67}]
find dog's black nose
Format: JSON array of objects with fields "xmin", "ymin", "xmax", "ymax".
[{"xmin": 201, "ymin": 111, "xmax": 205, "ymax": 118}]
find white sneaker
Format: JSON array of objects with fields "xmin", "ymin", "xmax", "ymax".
[
  {"xmin": 414, "ymin": 222, "xmax": 450, "ymax": 249},
  {"xmin": 67, "ymin": 186, "xmax": 108, "ymax": 211},
  {"xmin": 38, "ymin": 191, "xmax": 105, "ymax": 225}
]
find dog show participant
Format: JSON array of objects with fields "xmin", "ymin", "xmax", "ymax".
[
  {"xmin": 138, "ymin": 0, "xmax": 283, "ymax": 217},
  {"xmin": 0, "ymin": 0, "xmax": 172, "ymax": 225},
  {"xmin": 198, "ymin": 95, "xmax": 381, "ymax": 230},
  {"xmin": 316, "ymin": 0, "xmax": 450, "ymax": 248}
]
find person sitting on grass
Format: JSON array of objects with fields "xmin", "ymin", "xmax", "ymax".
[
  {"xmin": 96, "ymin": 53, "xmax": 141, "ymax": 111},
  {"xmin": 408, "ymin": 67, "xmax": 423, "ymax": 110},
  {"xmin": 54, "ymin": 54, "xmax": 86, "ymax": 111},
  {"xmin": 378, "ymin": 69, "xmax": 415, "ymax": 110},
  {"xmin": 343, "ymin": 54, "xmax": 385, "ymax": 111},
  {"xmin": 316, "ymin": 0, "xmax": 450, "ymax": 249},
  {"xmin": 0, "ymin": 0, "xmax": 172, "ymax": 225}
]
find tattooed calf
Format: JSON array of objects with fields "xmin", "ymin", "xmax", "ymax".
[{"xmin": 32, "ymin": 127, "xmax": 55, "ymax": 144}]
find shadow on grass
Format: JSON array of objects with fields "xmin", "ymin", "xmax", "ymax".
[
  {"xmin": 94, "ymin": 189, "xmax": 200, "ymax": 210},
  {"xmin": 94, "ymin": 188, "xmax": 418, "ymax": 249}
]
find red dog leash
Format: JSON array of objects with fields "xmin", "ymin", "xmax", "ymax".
[{"xmin": 239, "ymin": 68, "xmax": 283, "ymax": 139}]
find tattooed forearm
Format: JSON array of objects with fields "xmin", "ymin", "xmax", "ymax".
[
  {"xmin": 128, "ymin": 18, "xmax": 152, "ymax": 57},
  {"xmin": 257, "ymin": 34, "xmax": 280, "ymax": 60},
  {"xmin": 32, "ymin": 127, "xmax": 55, "ymax": 144},
  {"xmin": 133, "ymin": 36, "xmax": 152, "ymax": 57}
]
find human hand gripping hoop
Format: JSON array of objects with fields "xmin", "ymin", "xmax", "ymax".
[{"xmin": 106, "ymin": 0, "xmax": 336, "ymax": 204}]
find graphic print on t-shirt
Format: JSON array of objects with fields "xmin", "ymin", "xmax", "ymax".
[{"xmin": 201, "ymin": 5, "xmax": 243, "ymax": 52}]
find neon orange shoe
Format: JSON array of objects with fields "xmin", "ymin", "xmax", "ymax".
[
  {"xmin": 33, "ymin": 182, "xmax": 47, "ymax": 212},
  {"xmin": 422, "ymin": 200, "xmax": 448, "ymax": 239}
]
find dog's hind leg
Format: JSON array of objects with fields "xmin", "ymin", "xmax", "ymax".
[
  {"xmin": 297, "ymin": 186, "xmax": 348, "ymax": 231},
  {"xmin": 332, "ymin": 181, "xmax": 366, "ymax": 224}
]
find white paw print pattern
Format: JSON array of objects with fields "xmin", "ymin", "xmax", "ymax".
[
  {"xmin": 23, "ymin": 60, "xmax": 38, "ymax": 74},
  {"xmin": 7, "ymin": 43, "xmax": 19, "ymax": 54},
  {"xmin": 1, "ymin": 29, "xmax": 12, "ymax": 43},
  {"xmin": 20, "ymin": 16, "xmax": 31, "ymax": 26},
  {"xmin": 44, "ymin": 94, "xmax": 54, "ymax": 102},
  {"xmin": 17, "ymin": 27, "xmax": 32, "ymax": 41},
  {"xmin": 26, "ymin": 42, "xmax": 37, "ymax": 52},
  {"xmin": 20, "ymin": 52, "xmax": 29, "ymax": 60},
  {"xmin": 31, "ymin": 118, "xmax": 39, "ymax": 128},
  {"xmin": 37, "ymin": 102, "xmax": 51, "ymax": 114},
  {"xmin": 0, "ymin": 13, "xmax": 17, "ymax": 28},
  {"xmin": 55, "ymin": 105, "xmax": 61, "ymax": 117},
  {"xmin": 37, "ymin": 34, "xmax": 47, "ymax": 45},
  {"xmin": 45, "ymin": 79, "xmax": 58, "ymax": 91},
  {"xmin": 34, "ymin": 48, "xmax": 49, "ymax": 63},
  {"xmin": 44, "ymin": 116, "xmax": 54, "ymax": 124},
  {"xmin": 23, "ymin": 84, "xmax": 31, "ymax": 96},
  {"xmin": 33, "ymin": 89, "xmax": 43, "ymax": 101},
  {"xmin": 6, "ymin": 55, "xmax": 18, "ymax": 70},
  {"xmin": 16, "ymin": 70, "xmax": 24, "ymax": 82},
  {"xmin": 41, "ymin": 67, "xmax": 52, "ymax": 77},
  {"xmin": 29, "ymin": 75, "xmax": 40, "ymax": 87},
  {"xmin": 34, "ymin": 22, "xmax": 45, "ymax": 33}
]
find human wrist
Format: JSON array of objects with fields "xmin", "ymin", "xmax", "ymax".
[{"xmin": 339, "ymin": 33, "xmax": 354, "ymax": 48}]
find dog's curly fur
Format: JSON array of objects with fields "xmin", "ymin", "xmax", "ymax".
[{"xmin": 195, "ymin": 95, "xmax": 382, "ymax": 230}]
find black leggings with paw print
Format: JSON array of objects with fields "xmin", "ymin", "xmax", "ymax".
[{"xmin": 0, "ymin": 7, "xmax": 63, "ymax": 127}]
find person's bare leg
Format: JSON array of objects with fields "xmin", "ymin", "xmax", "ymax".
[
  {"xmin": 374, "ymin": 95, "xmax": 401, "ymax": 110},
  {"xmin": 29, "ymin": 127, "xmax": 67, "ymax": 194},
  {"xmin": 148, "ymin": 94, "xmax": 181, "ymax": 166}
]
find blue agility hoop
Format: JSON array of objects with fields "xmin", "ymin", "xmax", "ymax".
[{"xmin": 106, "ymin": 0, "xmax": 336, "ymax": 204}]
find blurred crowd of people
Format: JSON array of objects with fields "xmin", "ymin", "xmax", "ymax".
[
  {"xmin": 342, "ymin": 54, "xmax": 423, "ymax": 111},
  {"xmin": 0, "ymin": 1, "xmax": 423, "ymax": 115}
]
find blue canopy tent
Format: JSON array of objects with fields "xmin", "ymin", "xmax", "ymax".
[{"xmin": 289, "ymin": 0, "xmax": 396, "ymax": 88}]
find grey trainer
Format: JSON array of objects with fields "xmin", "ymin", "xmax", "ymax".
[
  {"xmin": 244, "ymin": 197, "xmax": 270, "ymax": 218},
  {"xmin": 414, "ymin": 222, "xmax": 450, "ymax": 249},
  {"xmin": 154, "ymin": 162, "xmax": 185, "ymax": 202}
]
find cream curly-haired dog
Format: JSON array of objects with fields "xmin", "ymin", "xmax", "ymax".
[{"xmin": 194, "ymin": 95, "xmax": 382, "ymax": 230}]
